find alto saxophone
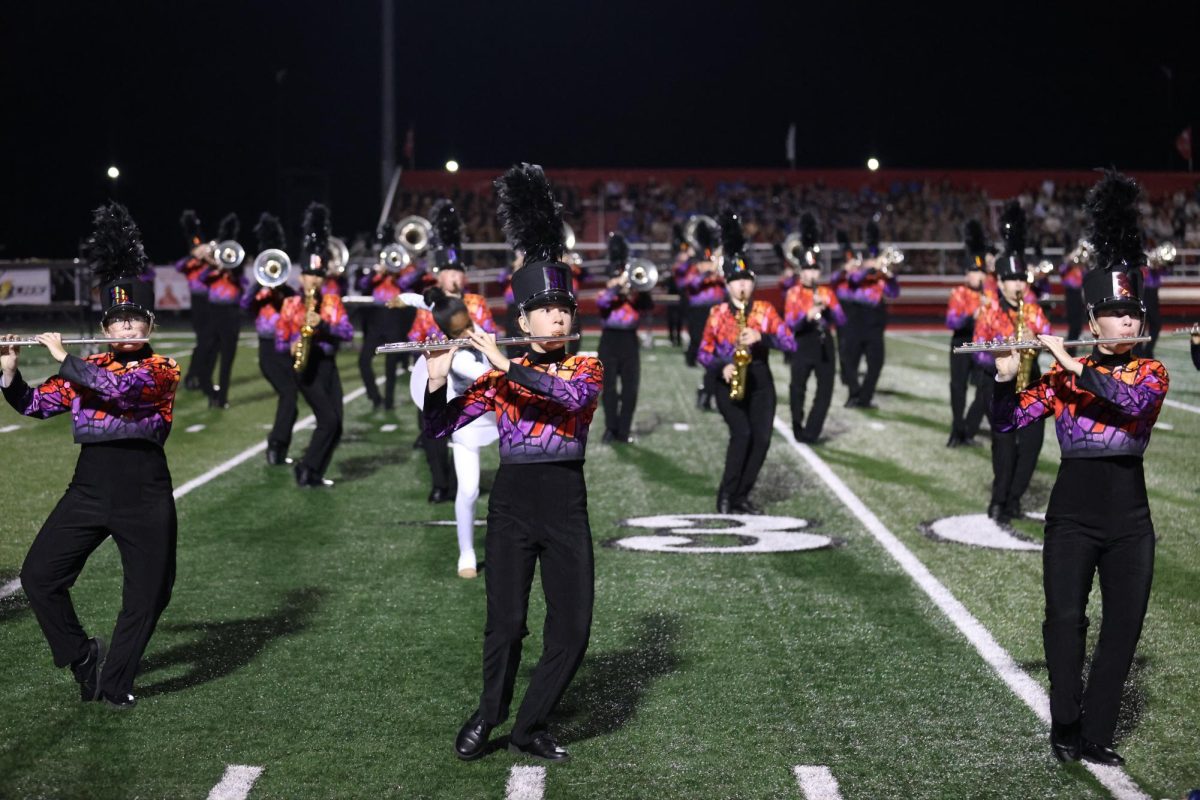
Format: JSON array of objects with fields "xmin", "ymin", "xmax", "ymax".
[
  {"xmin": 1015, "ymin": 296, "xmax": 1034, "ymax": 391},
  {"xmin": 729, "ymin": 301, "xmax": 752, "ymax": 401},
  {"xmin": 293, "ymin": 285, "xmax": 319, "ymax": 373}
]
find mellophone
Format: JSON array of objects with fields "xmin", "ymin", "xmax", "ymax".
[
  {"xmin": 1, "ymin": 336, "xmax": 151, "ymax": 347},
  {"xmin": 953, "ymin": 335, "xmax": 1150, "ymax": 354},
  {"xmin": 377, "ymin": 333, "xmax": 580, "ymax": 355}
]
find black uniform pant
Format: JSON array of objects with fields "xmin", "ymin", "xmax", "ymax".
[
  {"xmin": 1042, "ymin": 458, "xmax": 1154, "ymax": 747},
  {"xmin": 667, "ymin": 301, "xmax": 684, "ymax": 346},
  {"xmin": 685, "ymin": 303, "xmax": 715, "ymax": 367},
  {"xmin": 714, "ymin": 362, "xmax": 776, "ymax": 503},
  {"xmin": 358, "ymin": 306, "xmax": 411, "ymax": 407},
  {"xmin": 1063, "ymin": 287, "xmax": 1084, "ymax": 342},
  {"xmin": 478, "ymin": 462, "xmax": 593, "ymax": 746},
  {"xmin": 297, "ymin": 351, "xmax": 344, "ymax": 476},
  {"xmin": 949, "ymin": 348, "xmax": 989, "ymax": 439},
  {"xmin": 20, "ymin": 441, "xmax": 176, "ymax": 697},
  {"xmin": 789, "ymin": 335, "xmax": 836, "ymax": 440},
  {"xmin": 840, "ymin": 304, "xmax": 886, "ymax": 404},
  {"xmin": 421, "ymin": 412, "xmax": 456, "ymax": 493},
  {"xmin": 989, "ymin": 419, "xmax": 1044, "ymax": 510},
  {"xmin": 598, "ymin": 329, "xmax": 640, "ymax": 440},
  {"xmin": 258, "ymin": 339, "xmax": 298, "ymax": 452},
  {"xmin": 184, "ymin": 292, "xmax": 210, "ymax": 386},
  {"xmin": 1134, "ymin": 287, "xmax": 1161, "ymax": 359},
  {"xmin": 197, "ymin": 303, "xmax": 241, "ymax": 404}
]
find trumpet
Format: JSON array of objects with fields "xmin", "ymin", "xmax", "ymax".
[
  {"xmin": 397, "ymin": 216, "xmax": 433, "ymax": 255},
  {"xmin": 376, "ymin": 333, "xmax": 579, "ymax": 355},
  {"xmin": 378, "ymin": 242, "xmax": 412, "ymax": 274},
  {"xmin": 1066, "ymin": 239, "xmax": 1092, "ymax": 266},
  {"xmin": 214, "ymin": 239, "xmax": 246, "ymax": 270},
  {"xmin": 1147, "ymin": 242, "xmax": 1177, "ymax": 268},
  {"xmin": 622, "ymin": 258, "xmax": 659, "ymax": 292},
  {"xmin": 953, "ymin": 335, "xmax": 1151, "ymax": 354},
  {"xmin": 252, "ymin": 249, "xmax": 293, "ymax": 288},
  {"xmin": 874, "ymin": 246, "xmax": 904, "ymax": 277},
  {"xmin": 1, "ymin": 336, "xmax": 151, "ymax": 347},
  {"xmin": 1028, "ymin": 259, "xmax": 1056, "ymax": 280}
]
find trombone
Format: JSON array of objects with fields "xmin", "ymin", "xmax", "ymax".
[{"xmin": 376, "ymin": 333, "xmax": 579, "ymax": 355}]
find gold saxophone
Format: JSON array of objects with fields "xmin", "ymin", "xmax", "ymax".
[
  {"xmin": 1015, "ymin": 297, "xmax": 1034, "ymax": 391},
  {"xmin": 292, "ymin": 285, "xmax": 319, "ymax": 373},
  {"xmin": 729, "ymin": 301, "xmax": 752, "ymax": 401}
]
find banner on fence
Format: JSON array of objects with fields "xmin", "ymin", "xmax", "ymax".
[{"xmin": 0, "ymin": 267, "xmax": 52, "ymax": 306}]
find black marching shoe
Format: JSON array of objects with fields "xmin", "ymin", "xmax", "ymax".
[
  {"xmin": 295, "ymin": 463, "xmax": 332, "ymax": 489},
  {"xmin": 1004, "ymin": 500, "xmax": 1022, "ymax": 521},
  {"xmin": 454, "ymin": 713, "xmax": 494, "ymax": 761},
  {"xmin": 601, "ymin": 429, "xmax": 616, "ymax": 444},
  {"xmin": 265, "ymin": 447, "xmax": 293, "ymax": 466},
  {"xmin": 946, "ymin": 430, "xmax": 963, "ymax": 448},
  {"xmin": 508, "ymin": 731, "xmax": 570, "ymax": 762},
  {"xmin": 71, "ymin": 637, "xmax": 107, "ymax": 702},
  {"xmin": 184, "ymin": 375, "xmax": 202, "ymax": 391},
  {"xmin": 428, "ymin": 487, "xmax": 453, "ymax": 504},
  {"xmin": 1080, "ymin": 739, "xmax": 1125, "ymax": 766},
  {"xmin": 987, "ymin": 503, "xmax": 1011, "ymax": 525},
  {"xmin": 732, "ymin": 498, "xmax": 763, "ymax": 515},
  {"xmin": 1050, "ymin": 721, "xmax": 1081, "ymax": 763},
  {"xmin": 101, "ymin": 691, "xmax": 137, "ymax": 711},
  {"xmin": 716, "ymin": 494, "xmax": 732, "ymax": 514},
  {"xmin": 843, "ymin": 396, "xmax": 859, "ymax": 408}
]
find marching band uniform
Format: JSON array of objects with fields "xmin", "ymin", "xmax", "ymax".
[
  {"xmin": 176, "ymin": 210, "xmax": 210, "ymax": 391},
  {"xmin": 4, "ymin": 203, "xmax": 179, "ymax": 709},
  {"xmin": 1058, "ymin": 250, "xmax": 1086, "ymax": 342},
  {"xmin": 784, "ymin": 214, "xmax": 845, "ymax": 444},
  {"xmin": 837, "ymin": 221, "xmax": 899, "ymax": 409},
  {"xmin": 597, "ymin": 233, "xmax": 653, "ymax": 444},
  {"xmin": 1136, "ymin": 253, "xmax": 1171, "ymax": 358},
  {"xmin": 680, "ymin": 218, "xmax": 725, "ymax": 373},
  {"xmin": 699, "ymin": 211, "xmax": 797, "ymax": 514},
  {"xmin": 356, "ymin": 222, "xmax": 417, "ymax": 410},
  {"xmin": 992, "ymin": 170, "xmax": 1168, "ymax": 766},
  {"xmin": 276, "ymin": 203, "xmax": 353, "ymax": 488},
  {"xmin": 974, "ymin": 203, "xmax": 1051, "ymax": 523},
  {"xmin": 242, "ymin": 213, "xmax": 298, "ymax": 465},
  {"xmin": 665, "ymin": 224, "xmax": 687, "ymax": 347},
  {"xmin": 944, "ymin": 220, "xmax": 995, "ymax": 447},
  {"xmin": 196, "ymin": 213, "xmax": 244, "ymax": 409},
  {"xmin": 438, "ymin": 164, "xmax": 602, "ymax": 763}
]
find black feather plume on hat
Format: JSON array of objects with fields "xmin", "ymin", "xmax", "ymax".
[
  {"xmin": 254, "ymin": 212, "xmax": 286, "ymax": 252},
  {"xmin": 494, "ymin": 163, "xmax": 564, "ymax": 264},
  {"xmin": 718, "ymin": 210, "xmax": 746, "ymax": 258},
  {"xmin": 86, "ymin": 202, "xmax": 151, "ymax": 283},
  {"xmin": 301, "ymin": 202, "xmax": 331, "ymax": 257},
  {"xmin": 1084, "ymin": 169, "xmax": 1145, "ymax": 270},
  {"xmin": 999, "ymin": 201, "xmax": 1027, "ymax": 257},
  {"xmin": 431, "ymin": 199, "xmax": 463, "ymax": 250},
  {"xmin": 963, "ymin": 220, "xmax": 987, "ymax": 256},
  {"xmin": 800, "ymin": 213, "xmax": 819, "ymax": 251},
  {"xmin": 218, "ymin": 213, "xmax": 240, "ymax": 242},
  {"xmin": 607, "ymin": 232, "xmax": 629, "ymax": 266},
  {"xmin": 180, "ymin": 209, "xmax": 203, "ymax": 246},
  {"xmin": 375, "ymin": 219, "xmax": 396, "ymax": 246}
]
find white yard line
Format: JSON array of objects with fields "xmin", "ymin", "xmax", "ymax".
[
  {"xmin": 793, "ymin": 766, "xmax": 843, "ymax": 800},
  {"xmin": 206, "ymin": 765, "xmax": 264, "ymax": 800},
  {"xmin": 505, "ymin": 765, "xmax": 546, "ymax": 800},
  {"xmin": 772, "ymin": 417, "xmax": 1150, "ymax": 800},
  {"xmin": 1163, "ymin": 398, "xmax": 1200, "ymax": 416},
  {"xmin": 0, "ymin": 424, "xmax": 20, "ymax": 434},
  {"xmin": 887, "ymin": 332, "xmax": 949, "ymax": 353}
]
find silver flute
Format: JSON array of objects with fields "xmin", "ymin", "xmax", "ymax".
[
  {"xmin": 376, "ymin": 333, "xmax": 579, "ymax": 355},
  {"xmin": 953, "ymin": 335, "xmax": 1150, "ymax": 354},
  {"xmin": 1, "ymin": 336, "xmax": 151, "ymax": 347}
]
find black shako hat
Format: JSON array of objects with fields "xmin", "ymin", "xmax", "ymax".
[
  {"xmin": 719, "ymin": 209, "xmax": 754, "ymax": 282},
  {"xmin": 512, "ymin": 262, "xmax": 576, "ymax": 312},
  {"xmin": 300, "ymin": 202, "xmax": 331, "ymax": 276},
  {"xmin": 86, "ymin": 202, "xmax": 155, "ymax": 323},
  {"xmin": 993, "ymin": 201, "xmax": 1028, "ymax": 281}
]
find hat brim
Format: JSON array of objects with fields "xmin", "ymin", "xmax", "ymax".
[{"xmin": 520, "ymin": 290, "xmax": 577, "ymax": 312}]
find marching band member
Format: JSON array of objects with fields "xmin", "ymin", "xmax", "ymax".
[
  {"xmin": 356, "ymin": 221, "xmax": 408, "ymax": 411},
  {"xmin": 499, "ymin": 251, "xmax": 524, "ymax": 358},
  {"xmin": 430, "ymin": 164, "xmax": 602, "ymax": 763},
  {"xmin": 175, "ymin": 210, "xmax": 211, "ymax": 391},
  {"xmin": 944, "ymin": 220, "xmax": 995, "ymax": 447},
  {"xmin": 1058, "ymin": 240, "xmax": 1087, "ymax": 343},
  {"xmin": 197, "ymin": 213, "xmax": 244, "ymax": 409},
  {"xmin": 2, "ymin": 203, "xmax": 180, "ymax": 710},
  {"xmin": 680, "ymin": 217, "xmax": 725, "ymax": 411},
  {"xmin": 1191, "ymin": 322, "xmax": 1200, "ymax": 370},
  {"xmin": 1136, "ymin": 240, "xmax": 1172, "ymax": 359},
  {"xmin": 665, "ymin": 223, "xmax": 687, "ymax": 347},
  {"xmin": 277, "ymin": 203, "xmax": 353, "ymax": 488},
  {"xmin": 409, "ymin": 200, "xmax": 498, "ymax": 504},
  {"xmin": 699, "ymin": 210, "xmax": 796, "ymax": 514},
  {"xmin": 991, "ymin": 170, "xmax": 1168, "ymax": 766},
  {"xmin": 838, "ymin": 221, "xmax": 899, "ymax": 409},
  {"xmin": 597, "ymin": 233, "xmax": 653, "ymax": 444},
  {"xmin": 242, "ymin": 212, "xmax": 297, "ymax": 465},
  {"xmin": 784, "ymin": 213, "xmax": 845, "ymax": 444},
  {"xmin": 973, "ymin": 202, "xmax": 1051, "ymax": 523}
]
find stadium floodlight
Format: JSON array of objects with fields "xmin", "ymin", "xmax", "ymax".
[
  {"xmin": 107, "ymin": 165, "xmax": 120, "ymax": 179},
  {"xmin": 445, "ymin": 160, "xmax": 460, "ymax": 173},
  {"xmin": 867, "ymin": 158, "xmax": 880, "ymax": 172}
]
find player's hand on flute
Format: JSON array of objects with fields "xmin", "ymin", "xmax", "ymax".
[
  {"xmin": 1038, "ymin": 334, "xmax": 1083, "ymax": 376},
  {"xmin": 424, "ymin": 344, "xmax": 459, "ymax": 392},
  {"xmin": 466, "ymin": 329, "xmax": 510, "ymax": 373},
  {"xmin": 994, "ymin": 348, "xmax": 1019, "ymax": 382},
  {"xmin": 0, "ymin": 334, "xmax": 21, "ymax": 375},
  {"xmin": 34, "ymin": 333, "xmax": 68, "ymax": 363}
]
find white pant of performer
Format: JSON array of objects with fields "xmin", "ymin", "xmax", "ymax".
[{"xmin": 449, "ymin": 442, "xmax": 481, "ymax": 561}]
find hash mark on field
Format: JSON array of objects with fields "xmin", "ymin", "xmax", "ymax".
[
  {"xmin": 380, "ymin": 423, "xmax": 398, "ymax": 432},
  {"xmin": 793, "ymin": 766, "xmax": 842, "ymax": 800},
  {"xmin": 185, "ymin": 424, "xmax": 206, "ymax": 433},
  {"xmin": 772, "ymin": 416, "xmax": 1151, "ymax": 800},
  {"xmin": 206, "ymin": 764, "xmax": 264, "ymax": 800},
  {"xmin": 1, "ymin": 577, "xmax": 22, "ymax": 600},
  {"xmin": 672, "ymin": 423, "xmax": 690, "ymax": 431},
  {"xmin": 505, "ymin": 765, "xmax": 545, "ymax": 800},
  {"xmin": 0, "ymin": 424, "xmax": 20, "ymax": 433}
]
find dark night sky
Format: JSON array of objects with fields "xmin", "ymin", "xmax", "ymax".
[{"xmin": 3, "ymin": 1, "xmax": 1199, "ymax": 259}]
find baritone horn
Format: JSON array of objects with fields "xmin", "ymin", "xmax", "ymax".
[
  {"xmin": 397, "ymin": 216, "xmax": 433, "ymax": 255},
  {"xmin": 253, "ymin": 249, "xmax": 293, "ymax": 288},
  {"xmin": 781, "ymin": 232, "xmax": 819, "ymax": 269},
  {"xmin": 623, "ymin": 258, "xmax": 659, "ymax": 291},
  {"xmin": 214, "ymin": 239, "xmax": 246, "ymax": 270}
]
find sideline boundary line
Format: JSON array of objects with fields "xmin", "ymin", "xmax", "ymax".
[{"xmin": 772, "ymin": 416, "xmax": 1150, "ymax": 800}]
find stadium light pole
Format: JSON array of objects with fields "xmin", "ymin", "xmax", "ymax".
[{"xmin": 381, "ymin": 0, "xmax": 396, "ymax": 204}]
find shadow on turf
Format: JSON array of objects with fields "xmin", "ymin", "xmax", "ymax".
[
  {"xmin": 136, "ymin": 586, "xmax": 326, "ymax": 698},
  {"xmin": 610, "ymin": 443, "xmax": 712, "ymax": 499},
  {"xmin": 1016, "ymin": 654, "xmax": 1149, "ymax": 744},
  {"xmin": 551, "ymin": 612, "xmax": 683, "ymax": 743}
]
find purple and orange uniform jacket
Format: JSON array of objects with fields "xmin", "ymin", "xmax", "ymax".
[
  {"xmin": 174, "ymin": 256, "xmax": 209, "ymax": 295},
  {"xmin": 408, "ymin": 293, "xmax": 497, "ymax": 342},
  {"xmin": 498, "ymin": 270, "xmax": 516, "ymax": 305},
  {"xmin": 3, "ymin": 350, "xmax": 179, "ymax": 447},
  {"xmin": 275, "ymin": 292, "xmax": 354, "ymax": 355},
  {"xmin": 835, "ymin": 266, "xmax": 900, "ymax": 307},
  {"xmin": 784, "ymin": 284, "xmax": 846, "ymax": 333},
  {"xmin": 597, "ymin": 287, "xmax": 653, "ymax": 330},
  {"xmin": 945, "ymin": 285, "xmax": 996, "ymax": 343},
  {"xmin": 1059, "ymin": 262, "xmax": 1084, "ymax": 291},
  {"xmin": 679, "ymin": 260, "xmax": 726, "ymax": 306},
  {"xmin": 698, "ymin": 300, "xmax": 797, "ymax": 370},
  {"xmin": 1141, "ymin": 261, "xmax": 1171, "ymax": 290},
  {"xmin": 992, "ymin": 351, "xmax": 1168, "ymax": 458},
  {"xmin": 199, "ymin": 264, "xmax": 243, "ymax": 305},
  {"xmin": 356, "ymin": 271, "xmax": 404, "ymax": 306},
  {"xmin": 242, "ymin": 284, "xmax": 296, "ymax": 339},
  {"xmin": 972, "ymin": 299, "xmax": 1052, "ymax": 371},
  {"xmin": 424, "ymin": 350, "xmax": 603, "ymax": 465},
  {"xmin": 320, "ymin": 274, "xmax": 346, "ymax": 299}
]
